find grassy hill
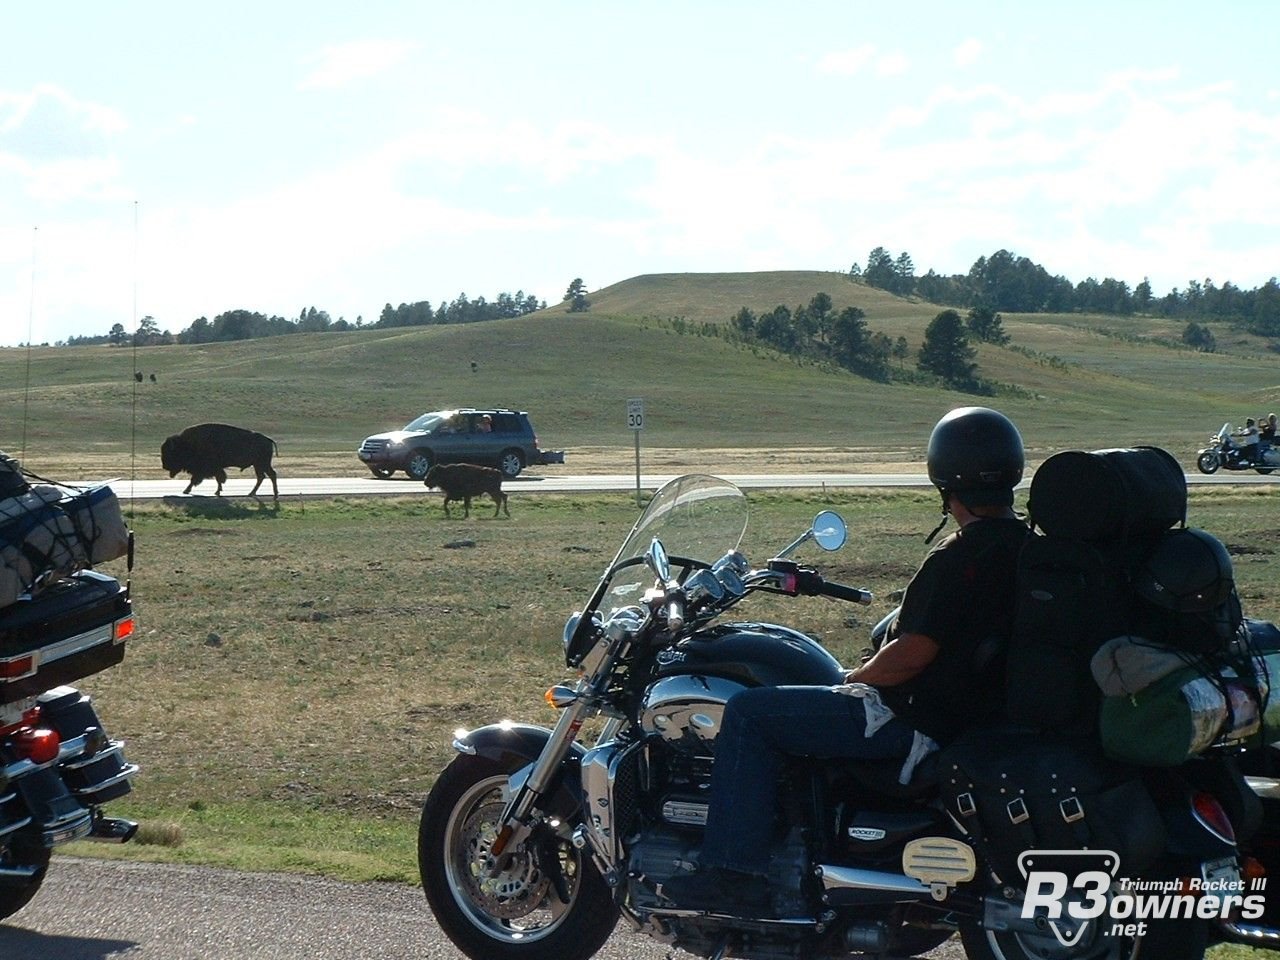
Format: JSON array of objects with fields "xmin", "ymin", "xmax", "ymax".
[{"xmin": 2, "ymin": 271, "xmax": 1276, "ymax": 477}]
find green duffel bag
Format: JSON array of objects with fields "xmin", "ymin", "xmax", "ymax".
[{"xmin": 1099, "ymin": 664, "xmax": 1256, "ymax": 766}]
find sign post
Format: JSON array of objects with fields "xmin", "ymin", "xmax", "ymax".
[{"xmin": 627, "ymin": 398, "xmax": 644, "ymax": 507}]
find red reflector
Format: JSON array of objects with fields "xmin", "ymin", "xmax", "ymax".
[
  {"xmin": 14, "ymin": 727, "xmax": 61, "ymax": 764},
  {"xmin": 1192, "ymin": 792, "xmax": 1236, "ymax": 844},
  {"xmin": 114, "ymin": 616, "xmax": 136, "ymax": 642},
  {"xmin": 0, "ymin": 655, "xmax": 35, "ymax": 680}
]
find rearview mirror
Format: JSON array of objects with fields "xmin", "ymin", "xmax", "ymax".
[{"xmin": 811, "ymin": 511, "xmax": 847, "ymax": 551}]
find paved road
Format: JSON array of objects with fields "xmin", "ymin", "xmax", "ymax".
[
  {"xmin": 78, "ymin": 469, "xmax": 1279, "ymax": 502},
  {"xmin": 1, "ymin": 857, "xmax": 966, "ymax": 960}
]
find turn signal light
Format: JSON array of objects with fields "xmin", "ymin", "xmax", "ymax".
[
  {"xmin": 13, "ymin": 727, "xmax": 61, "ymax": 765},
  {"xmin": 113, "ymin": 616, "xmax": 136, "ymax": 643},
  {"xmin": 544, "ymin": 685, "xmax": 579, "ymax": 709},
  {"xmin": 1243, "ymin": 856, "xmax": 1267, "ymax": 884},
  {"xmin": 0, "ymin": 654, "xmax": 36, "ymax": 681}
]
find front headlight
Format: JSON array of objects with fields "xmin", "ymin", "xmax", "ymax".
[{"xmin": 563, "ymin": 612, "xmax": 584, "ymax": 652}]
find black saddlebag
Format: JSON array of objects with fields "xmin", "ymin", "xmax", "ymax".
[
  {"xmin": 0, "ymin": 571, "xmax": 131, "ymax": 705},
  {"xmin": 939, "ymin": 727, "xmax": 1166, "ymax": 885},
  {"xmin": 38, "ymin": 686, "xmax": 135, "ymax": 805}
]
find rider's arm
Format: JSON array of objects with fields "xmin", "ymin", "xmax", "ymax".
[{"xmin": 846, "ymin": 632, "xmax": 939, "ymax": 687}]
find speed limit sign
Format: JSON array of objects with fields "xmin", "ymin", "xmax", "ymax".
[{"xmin": 626, "ymin": 398, "xmax": 644, "ymax": 431}]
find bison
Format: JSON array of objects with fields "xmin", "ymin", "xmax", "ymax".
[
  {"xmin": 160, "ymin": 423, "xmax": 279, "ymax": 500},
  {"xmin": 424, "ymin": 463, "xmax": 509, "ymax": 519}
]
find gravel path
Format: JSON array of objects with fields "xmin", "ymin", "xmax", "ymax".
[{"xmin": 0, "ymin": 857, "xmax": 967, "ymax": 959}]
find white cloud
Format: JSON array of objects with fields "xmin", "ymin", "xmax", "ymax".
[
  {"xmin": 816, "ymin": 45, "xmax": 908, "ymax": 79},
  {"xmin": 0, "ymin": 84, "xmax": 125, "ymax": 159},
  {"xmin": 298, "ymin": 40, "xmax": 416, "ymax": 91},
  {"xmin": 816, "ymin": 45, "xmax": 876, "ymax": 76},
  {"xmin": 953, "ymin": 38, "xmax": 983, "ymax": 68},
  {"xmin": 876, "ymin": 52, "xmax": 909, "ymax": 77}
]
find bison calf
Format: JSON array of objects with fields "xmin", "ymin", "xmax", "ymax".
[
  {"xmin": 424, "ymin": 463, "xmax": 509, "ymax": 519},
  {"xmin": 160, "ymin": 423, "xmax": 280, "ymax": 500}
]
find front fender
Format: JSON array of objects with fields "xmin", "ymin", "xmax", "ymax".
[{"xmin": 452, "ymin": 722, "xmax": 587, "ymax": 822}]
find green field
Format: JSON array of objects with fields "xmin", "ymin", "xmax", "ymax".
[
  {"xmin": 2, "ymin": 271, "xmax": 1277, "ymax": 478},
  {"xmin": 57, "ymin": 486, "xmax": 1280, "ymax": 885}
]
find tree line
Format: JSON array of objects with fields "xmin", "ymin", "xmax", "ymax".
[
  {"xmin": 59, "ymin": 289, "xmax": 547, "ymax": 347},
  {"xmin": 728, "ymin": 293, "xmax": 1011, "ymax": 392},
  {"xmin": 853, "ymin": 246, "xmax": 1280, "ymax": 338}
]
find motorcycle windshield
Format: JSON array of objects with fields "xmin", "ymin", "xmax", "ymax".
[{"xmin": 598, "ymin": 474, "xmax": 748, "ymax": 618}]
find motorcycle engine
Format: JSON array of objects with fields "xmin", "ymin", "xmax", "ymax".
[
  {"xmin": 627, "ymin": 824, "xmax": 809, "ymax": 919},
  {"xmin": 639, "ymin": 674, "xmax": 748, "ymax": 751}
]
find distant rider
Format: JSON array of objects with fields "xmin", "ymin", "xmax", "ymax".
[
  {"xmin": 1259, "ymin": 414, "xmax": 1277, "ymax": 458},
  {"xmin": 1236, "ymin": 418, "xmax": 1261, "ymax": 464}
]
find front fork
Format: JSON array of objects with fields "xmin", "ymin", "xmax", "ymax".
[{"xmin": 490, "ymin": 693, "xmax": 594, "ymax": 864}]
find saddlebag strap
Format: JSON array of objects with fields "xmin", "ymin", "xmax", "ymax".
[
  {"xmin": 1004, "ymin": 796, "xmax": 1039, "ymax": 854},
  {"xmin": 1060, "ymin": 795, "xmax": 1092, "ymax": 846}
]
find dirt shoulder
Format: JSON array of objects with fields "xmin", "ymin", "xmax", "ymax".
[{"xmin": 15, "ymin": 446, "xmax": 928, "ymax": 482}]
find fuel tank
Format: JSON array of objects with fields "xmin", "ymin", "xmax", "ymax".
[
  {"xmin": 640, "ymin": 622, "xmax": 846, "ymax": 753},
  {"xmin": 657, "ymin": 622, "xmax": 846, "ymax": 688}
]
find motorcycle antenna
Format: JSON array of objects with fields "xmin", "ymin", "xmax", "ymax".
[
  {"xmin": 20, "ymin": 226, "xmax": 37, "ymax": 463},
  {"xmin": 125, "ymin": 200, "xmax": 141, "ymax": 586}
]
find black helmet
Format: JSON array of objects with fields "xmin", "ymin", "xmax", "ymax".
[
  {"xmin": 926, "ymin": 407, "xmax": 1024, "ymax": 508},
  {"xmin": 1135, "ymin": 528, "xmax": 1234, "ymax": 613}
]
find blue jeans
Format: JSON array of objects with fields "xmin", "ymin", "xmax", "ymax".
[{"xmin": 699, "ymin": 685, "xmax": 917, "ymax": 876}]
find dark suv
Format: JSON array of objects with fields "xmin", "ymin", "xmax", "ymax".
[{"xmin": 357, "ymin": 408, "xmax": 564, "ymax": 480}]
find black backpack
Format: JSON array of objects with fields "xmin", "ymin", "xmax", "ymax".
[{"xmin": 1004, "ymin": 447, "xmax": 1189, "ymax": 734}]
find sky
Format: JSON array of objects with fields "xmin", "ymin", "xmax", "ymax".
[{"xmin": 3, "ymin": 1, "xmax": 1279, "ymax": 346}]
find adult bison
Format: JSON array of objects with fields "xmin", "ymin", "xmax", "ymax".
[{"xmin": 160, "ymin": 423, "xmax": 279, "ymax": 500}]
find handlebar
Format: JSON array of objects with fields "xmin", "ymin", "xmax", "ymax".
[{"xmin": 760, "ymin": 559, "xmax": 874, "ymax": 605}]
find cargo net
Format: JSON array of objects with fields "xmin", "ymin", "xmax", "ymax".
[{"xmin": 0, "ymin": 450, "xmax": 131, "ymax": 609}]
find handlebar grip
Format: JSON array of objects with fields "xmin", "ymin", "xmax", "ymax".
[{"xmin": 820, "ymin": 580, "xmax": 874, "ymax": 605}]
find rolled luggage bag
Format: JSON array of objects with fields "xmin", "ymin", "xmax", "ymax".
[{"xmin": 1028, "ymin": 447, "xmax": 1186, "ymax": 541}]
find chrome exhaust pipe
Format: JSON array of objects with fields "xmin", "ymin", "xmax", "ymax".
[
  {"xmin": 817, "ymin": 864, "xmax": 932, "ymax": 902},
  {"xmin": 0, "ymin": 863, "xmax": 41, "ymax": 880},
  {"xmin": 87, "ymin": 816, "xmax": 138, "ymax": 843},
  {"xmin": 1220, "ymin": 921, "xmax": 1280, "ymax": 948}
]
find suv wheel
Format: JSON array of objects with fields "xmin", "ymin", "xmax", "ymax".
[
  {"xmin": 369, "ymin": 467, "xmax": 394, "ymax": 479},
  {"xmin": 405, "ymin": 451, "xmax": 433, "ymax": 480},
  {"xmin": 499, "ymin": 450, "xmax": 524, "ymax": 479}
]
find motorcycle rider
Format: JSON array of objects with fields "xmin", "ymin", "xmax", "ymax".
[
  {"xmin": 665, "ymin": 407, "xmax": 1030, "ymax": 913},
  {"xmin": 1236, "ymin": 418, "xmax": 1262, "ymax": 464},
  {"xmin": 1260, "ymin": 413, "xmax": 1277, "ymax": 455}
]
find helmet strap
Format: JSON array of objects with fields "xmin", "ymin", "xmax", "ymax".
[{"xmin": 924, "ymin": 495, "xmax": 951, "ymax": 544}]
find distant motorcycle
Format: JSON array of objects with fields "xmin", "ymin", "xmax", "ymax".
[{"xmin": 1197, "ymin": 423, "xmax": 1279, "ymax": 475}]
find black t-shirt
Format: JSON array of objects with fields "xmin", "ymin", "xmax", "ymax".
[{"xmin": 878, "ymin": 516, "xmax": 1029, "ymax": 744}]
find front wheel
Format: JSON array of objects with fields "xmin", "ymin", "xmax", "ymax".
[
  {"xmin": 1196, "ymin": 452, "xmax": 1220, "ymax": 475},
  {"xmin": 405, "ymin": 451, "xmax": 433, "ymax": 480},
  {"xmin": 419, "ymin": 755, "xmax": 618, "ymax": 960}
]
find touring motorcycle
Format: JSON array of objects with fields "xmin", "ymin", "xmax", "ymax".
[
  {"xmin": 419, "ymin": 474, "xmax": 1277, "ymax": 960},
  {"xmin": 1197, "ymin": 423, "xmax": 1280, "ymax": 475},
  {"xmin": 0, "ymin": 564, "xmax": 139, "ymax": 918}
]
